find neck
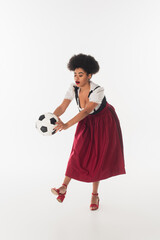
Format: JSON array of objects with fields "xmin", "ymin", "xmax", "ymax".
[{"xmin": 80, "ymin": 81, "xmax": 91, "ymax": 93}]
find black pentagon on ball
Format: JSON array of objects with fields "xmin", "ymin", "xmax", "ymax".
[
  {"xmin": 50, "ymin": 117, "xmax": 57, "ymax": 125},
  {"xmin": 39, "ymin": 114, "xmax": 45, "ymax": 121},
  {"xmin": 40, "ymin": 126, "xmax": 48, "ymax": 133}
]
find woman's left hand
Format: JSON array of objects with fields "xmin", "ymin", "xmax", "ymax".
[{"xmin": 54, "ymin": 117, "xmax": 69, "ymax": 133}]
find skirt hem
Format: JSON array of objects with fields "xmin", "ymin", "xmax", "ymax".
[{"xmin": 65, "ymin": 169, "xmax": 126, "ymax": 183}]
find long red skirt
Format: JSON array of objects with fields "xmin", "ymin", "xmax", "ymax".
[{"xmin": 65, "ymin": 102, "xmax": 126, "ymax": 182}]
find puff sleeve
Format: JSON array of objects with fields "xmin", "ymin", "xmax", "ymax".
[
  {"xmin": 89, "ymin": 86, "xmax": 105, "ymax": 104},
  {"xmin": 64, "ymin": 83, "xmax": 75, "ymax": 101}
]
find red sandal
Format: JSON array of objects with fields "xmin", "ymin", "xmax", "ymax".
[
  {"xmin": 90, "ymin": 193, "xmax": 100, "ymax": 210},
  {"xmin": 51, "ymin": 183, "xmax": 67, "ymax": 203}
]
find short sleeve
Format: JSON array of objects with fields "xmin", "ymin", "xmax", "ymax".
[
  {"xmin": 89, "ymin": 86, "xmax": 104, "ymax": 104},
  {"xmin": 64, "ymin": 83, "xmax": 75, "ymax": 101}
]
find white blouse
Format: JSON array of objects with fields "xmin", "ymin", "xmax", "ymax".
[{"xmin": 64, "ymin": 80, "xmax": 105, "ymax": 114}]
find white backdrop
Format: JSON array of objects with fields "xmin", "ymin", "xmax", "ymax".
[{"xmin": 0, "ymin": 0, "xmax": 160, "ymax": 239}]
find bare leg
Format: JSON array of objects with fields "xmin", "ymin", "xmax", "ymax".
[
  {"xmin": 90, "ymin": 181, "xmax": 100, "ymax": 210},
  {"xmin": 92, "ymin": 181, "xmax": 100, "ymax": 194},
  {"xmin": 58, "ymin": 176, "xmax": 71, "ymax": 194},
  {"xmin": 62, "ymin": 176, "xmax": 71, "ymax": 187}
]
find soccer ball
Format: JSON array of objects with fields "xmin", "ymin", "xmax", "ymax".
[{"xmin": 35, "ymin": 112, "xmax": 58, "ymax": 136}]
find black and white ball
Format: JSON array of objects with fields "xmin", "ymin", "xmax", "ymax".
[{"xmin": 35, "ymin": 112, "xmax": 58, "ymax": 136}]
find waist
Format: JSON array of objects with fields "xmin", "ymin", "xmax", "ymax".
[{"xmin": 87, "ymin": 101, "xmax": 115, "ymax": 118}]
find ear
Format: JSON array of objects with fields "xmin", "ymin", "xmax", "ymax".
[{"xmin": 88, "ymin": 73, "xmax": 92, "ymax": 79}]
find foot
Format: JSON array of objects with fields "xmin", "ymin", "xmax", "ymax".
[
  {"xmin": 51, "ymin": 184, "xmax": 67, "ymax": 195},
  {"xmin": 58, "ymin": 185, "xmax": 67, "ymax": 194},
  {"xmin": 90, "ymin": 194, "xmax": 99, "ymax": 210}
]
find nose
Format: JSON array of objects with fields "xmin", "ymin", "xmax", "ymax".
[{"xmin": 74, "ymin": 76, "xmax": 79, "ymax": 81}]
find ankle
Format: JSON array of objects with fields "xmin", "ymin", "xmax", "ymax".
[
  {"xmin": 62, "ymin": 183, "xmax": 67, "ymax": 188},
  {"xmin": 92, "ymin": 192, "xmax": 98, "ymax": 196}
]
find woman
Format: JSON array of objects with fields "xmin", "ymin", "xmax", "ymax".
[{"xmin": 51, "ymin": 53, "xmax": 126, "ymax": 210}]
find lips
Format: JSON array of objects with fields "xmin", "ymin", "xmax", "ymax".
[{"xmin": 76, "ymin": 81, "xmax": 80, "ymax": 84}]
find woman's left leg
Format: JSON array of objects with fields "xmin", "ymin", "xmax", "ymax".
[
  {"xmin": 92, "ymin": 181, "xmax": 100, "ymax": 194},
  {"xmin": 90, "ymin": 181, "xmax": 100, "ymax": 210}
]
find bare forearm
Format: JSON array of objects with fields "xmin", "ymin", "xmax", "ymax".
[
  {"xmin": 66, "ymin": 109, "xmax": 89, "ymax": 128},
  {"xmin": 53, "ymin": 106, "xmax": 64, "ymax": 117}
]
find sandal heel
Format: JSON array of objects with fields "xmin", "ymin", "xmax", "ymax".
[{"xmin": 90, "ymin": 192, "xmax": 100, "ymax": 210}]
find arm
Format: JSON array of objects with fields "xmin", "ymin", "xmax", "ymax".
[
  {"xmin": 53, "ymin": 106, "xmax": 64, "ymax": 117},
  {"xmin": 53, "ymin": 99, "xmax": 71, "ymax": 117},
  {"xmin": 66, "ymin": 109, "xmax": 89, "ymax": 128},
  {"xmin": 54, "ymin": 101, "xmax": 98, "ymax": 132},
  {"xmin": 66, "ymin": 101, "xmax": 98, "ymax": 128}
]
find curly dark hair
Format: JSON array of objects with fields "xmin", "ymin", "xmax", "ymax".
[{"xmin": 67, "ymin": 53, "xmax": 100, "ymax": 75}]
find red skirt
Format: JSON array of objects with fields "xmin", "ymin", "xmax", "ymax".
[{"xmin": 65, "ymin": 102, "xmax": 126, "ymax": 182}]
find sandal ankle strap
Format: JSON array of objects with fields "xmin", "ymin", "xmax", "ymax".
[
  {"xmin": 92, "ymin": 192, "xmax": 98, "ymax": 195},
  {"xmin": 62, "ymin": 183, "xmax": 67, "ymax": 188}
]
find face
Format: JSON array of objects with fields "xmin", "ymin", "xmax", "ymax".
[{"xmin": 74, "ymin": 68, "xmax": 92, "ymax": 87}]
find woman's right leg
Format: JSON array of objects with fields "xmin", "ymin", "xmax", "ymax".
[
  {"xmin": 58, "ymin": 176, "xmax": 71, "ymax": 193},
  {"xmin": 62, "ymin": 176, "xmax": 71, "ymax": 187}
]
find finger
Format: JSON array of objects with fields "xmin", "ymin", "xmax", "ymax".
[
  {"xmin": 55, "ymin": 123, "xmax": 59, "ymax": 128},
  {"xmin": 54, "ymin": 126, "xmax": 59, "ymax": 131}
]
